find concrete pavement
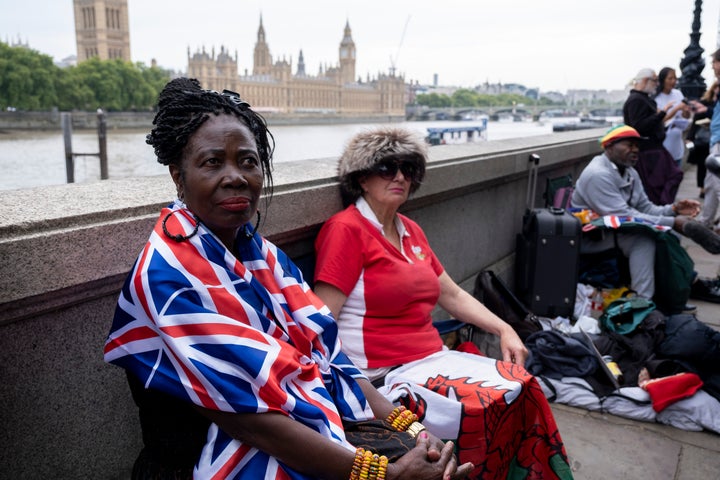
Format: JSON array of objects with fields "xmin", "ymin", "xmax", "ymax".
[{"xmin": 549, "ymin": 164, "xmax": 720, "ymax": 479}]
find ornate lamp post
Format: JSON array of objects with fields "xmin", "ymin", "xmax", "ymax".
[{"xmin": 679, "ymin": 0, "xmax": 707, "ymax": 100}]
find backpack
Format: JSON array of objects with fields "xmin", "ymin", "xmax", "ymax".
[
  {"xmin": 473, "ymin": 270, "xmax": 542, "ymax": 341},
  {"xmin": 544, "ymin": 174, "xmax": 574, "ymax": 208},
  {"xmin": 600, "ymin": 296, "xmax": 656, "ymax": 335}
]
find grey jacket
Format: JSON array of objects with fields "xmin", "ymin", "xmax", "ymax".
[{"xmin": 571, "ymin": 153, "xmax": 675, "ymax": 227}]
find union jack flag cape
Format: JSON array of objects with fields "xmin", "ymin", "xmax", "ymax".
[
  {"xmin": 581, "ymin": 215, "xmax": 672, "ymax": 232},
  {"xmin": 104, "ymin": 202, "xmax": 373, "ymax": 479}
]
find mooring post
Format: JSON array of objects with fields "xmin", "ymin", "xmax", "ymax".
[
  {"xmin": 97, "ymin": 109, "xmax": 108, "ymax": 180},
  {"xmin": 61, "ymin": 112, "xmax": 74, "ymax": 183}
]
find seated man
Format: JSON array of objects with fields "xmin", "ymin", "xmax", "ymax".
[{"xmin": 571, "ymin": 124, "xmax": 720, "ymax": 305}]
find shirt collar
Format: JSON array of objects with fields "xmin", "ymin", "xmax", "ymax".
[{"xmin": 355, "ymin": 197, "xmax": 409, "ymax": 238}]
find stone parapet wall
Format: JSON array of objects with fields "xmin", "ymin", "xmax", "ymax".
[{"xmin": 0, "ymin": 128, "xmax": 603, "ymax": 478}]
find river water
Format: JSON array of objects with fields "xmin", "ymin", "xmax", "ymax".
[{"xmin": 0, "ymin": 120, "xmax": 554, "ymax": 191}]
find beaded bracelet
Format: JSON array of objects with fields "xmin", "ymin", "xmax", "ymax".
[
  {"xmin": 386, "ymin": 406, "xmax": 418, "ymax": 432},
  {"xmin": 349, "ymin": 448, "xmax": 388, "ymax": 480},
  {"xmin": 385, "ymin": 405, "xmax": 406, "ymax": 424}
]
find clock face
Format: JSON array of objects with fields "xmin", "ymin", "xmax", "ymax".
[{"xmin": 340, "ymin": 47, "xmax": 348, "ymax": 58}]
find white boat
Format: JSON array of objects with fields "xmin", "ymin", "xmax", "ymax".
[
  {"xmin": 537, "ymin": 109, "xmax": 582, "ymax": 126},
  {"xmin": 586, "ymin": 108, "xmax": 623, "ymax": 126},
  {"xmin": 458, "ymin": 112, "xmax": 490, "ymax": 122},
  {"xmin": 426, "ymin": 120, "xmax": 488, "ymax": 145}
]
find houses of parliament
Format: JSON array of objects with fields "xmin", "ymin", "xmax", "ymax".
[{"xmin": 72, "ymin": 0, "xmax": 407, "ymax": 116}]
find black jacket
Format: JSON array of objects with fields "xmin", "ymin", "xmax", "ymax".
[{"xmin": 623, "ymin": 89, "xmax": 667, "ymax": 149}]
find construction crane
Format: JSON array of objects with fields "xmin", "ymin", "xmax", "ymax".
[{"xmin": 389, "ymin": 16, "xmax": 411, "ymax": 76}]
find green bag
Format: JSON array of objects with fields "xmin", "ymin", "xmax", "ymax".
[
  {"xmin": 653, "ymin": 231, "xmax": 694, "ymax": 314},
  {"xmin": 600, "ymin": 297, "xmax": 656, "ymax": 335}
]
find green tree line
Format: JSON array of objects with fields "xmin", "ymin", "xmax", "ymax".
[
  {"xmin": 0, "ymin": 42, "xmax": 171, "ymax": 111},
  {"xmin": 416, "ymin": 88, "xmax": 562, "ymax": 108}
]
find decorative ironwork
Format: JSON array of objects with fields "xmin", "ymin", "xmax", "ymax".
[{"xmin": 679, "ymin": 0, "xmax": 707, "ymax": 100}]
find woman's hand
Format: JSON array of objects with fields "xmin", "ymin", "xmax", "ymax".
[
  {"xmin": 498, "ymin": 325, "xmax": 529, "ymax": 366},
  {"xmin": 689, "ymin": 100, "xmax": 708, "ymax": 114},
  {"xmin": 387, "ymin": 432, "xmax": 473, "ymax": 480},
  {"xmin": 437, "ymin": 271, "xmax": 527, "ymax": 366}
]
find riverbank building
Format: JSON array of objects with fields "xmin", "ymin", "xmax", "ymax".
[
  {"xmin": 187, "ymin": 18, "xmax": 407, "ymax": 117},
  {"xmin": 73, "ymin": 0, "xmax": 131, "ymax": 62}
]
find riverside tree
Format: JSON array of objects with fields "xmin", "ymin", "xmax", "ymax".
[{"xmin": 0, "ymin": 42, "xmax": 171, "ymax": 111}]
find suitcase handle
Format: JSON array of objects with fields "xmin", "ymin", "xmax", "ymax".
[
  {"xmin": 548, "ymin": 206, "xmax": 565, "ymax": 215},
  {"xmin": 525, "ymin": 153, "xmax": 540, "ymax": 212}
]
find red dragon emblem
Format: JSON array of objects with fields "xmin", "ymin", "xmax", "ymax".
[{"xmin": 397, "ymin": 361, "xmax": 571, "ymax": 479}]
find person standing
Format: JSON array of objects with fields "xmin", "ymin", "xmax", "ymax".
[
  {"xmin": 686, "ymin": 82, "xmax": 718, "ymax": 199},
  {"xmin": 623, "ymin": 68, "xmax": 685, "ymax": 205},
  {"xmin": 691, "ymin": 50, "xmax": 720, "ymax": 231},
  {"xmin": 654, "ymin": 67, "xmax": 691, "ymax": 167}
]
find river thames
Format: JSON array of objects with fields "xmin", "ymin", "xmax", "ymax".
[{"xmin": 0, "ymin": 120, "xmax": 555, "ymax": 191}]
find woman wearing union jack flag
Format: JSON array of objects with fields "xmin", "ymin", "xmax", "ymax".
[{"xmin": 104, "ymin": 77, "xmax": 473, "ymax": 480}]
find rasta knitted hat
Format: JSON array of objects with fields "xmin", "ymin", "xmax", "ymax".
[
  {"xmin": 337, "ymin": 127, "xmax": 428, "ymax": 178},
  {"xmin": 600, "ymin": 124, "xmax": 645, "ymax": 148}
]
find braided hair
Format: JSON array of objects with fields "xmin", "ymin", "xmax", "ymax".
[{"xmin": 146, "ymin": 77, "xmax": 275, "ymax": 197}]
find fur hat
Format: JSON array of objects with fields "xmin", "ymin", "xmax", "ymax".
[
  {"xmin": 337, "ymin": 127, "xmax": 428, "ymax": 206},
  {"xmin": 338, "ymin": 127, "xmax": 428, "ymax": 176}
]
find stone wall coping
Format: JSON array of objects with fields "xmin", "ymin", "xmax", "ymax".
[
  {"xmin": 0, "ymin": 128, "xmax": 602, "ymax": 319},
  {"xmin": 0, "ymin": 128, "xmax": 601, "ymax": 238}
]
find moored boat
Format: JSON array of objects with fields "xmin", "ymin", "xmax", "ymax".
[{"xmin": 426, "ymin": 120, "xmax": 488, "ymax": 145}]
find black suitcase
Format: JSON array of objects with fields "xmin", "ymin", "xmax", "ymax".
[{"xmin": 515, "ymin": 154, "xmax": 580, "ymax": 319}]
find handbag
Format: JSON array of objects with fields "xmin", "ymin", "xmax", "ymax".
[
  {"xmin": 342, "ymin": 419, "xmax": 416, "ymax": 462},
  {"xmin": 599, "ymin": 296, "xmax": 656, "ymax": 335},
  {"xmin": 694, "ymin": 125, "xmax": 710, "ymax": 149},
  {"xmin": 473, "ymin": 270, "xmax": 542, "ymax": 341}
]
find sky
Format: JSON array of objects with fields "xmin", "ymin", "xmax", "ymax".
[{"xmin": 3, "ymin": 0, "xmax": 720, "ymax": 93}]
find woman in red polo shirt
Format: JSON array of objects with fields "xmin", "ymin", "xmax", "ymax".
[{"xmin": 314, "ymin": 127, "xmax": 573, "ymax": 480}]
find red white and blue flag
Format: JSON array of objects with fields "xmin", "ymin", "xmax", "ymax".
[{"xmin": 104, "ymin": 203, "xmax": 373, "ymax": 479}]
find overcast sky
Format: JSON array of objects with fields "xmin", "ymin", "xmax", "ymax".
[{"xmin": 2, "ymin": 0, "xmax": 720, "ymax": 93}]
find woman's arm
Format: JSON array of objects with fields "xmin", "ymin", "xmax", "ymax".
[
  {"xmin": 314, "ymin": 281, "xmax": 348, "ymax": 320},
  {"xmin": 197, "ymin": 405, "xmax": 472, "ymax": 480},
  {"xmin": 436, "ymin": 272, "xmax": 528, "ymax": 365},
  {"xmin": 661, "ymin": 101, "xmax": 685, "ymax": 122},
  {"xmin": 197, "ymin": 409, "xmax": 355, "ymax": 479}
]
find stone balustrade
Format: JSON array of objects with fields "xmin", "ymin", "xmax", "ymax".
[{"xmin": 0, "ymin": 128, "xmax": 602, "ymax": 478}]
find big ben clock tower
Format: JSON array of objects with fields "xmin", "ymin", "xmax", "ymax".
[
  {"xmin": 73, "ymin": 0, "xmax": 131, "ymax": 62},
  {"xmin": 339, "ymin": 21, "xmax": 356, "ymax": 85}
]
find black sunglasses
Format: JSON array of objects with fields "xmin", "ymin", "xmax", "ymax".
[{"xmin": 371, "ymin": 159, "xmax": 420, "ymax": 182}]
